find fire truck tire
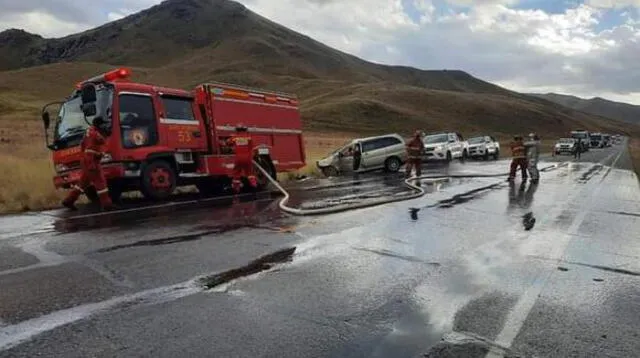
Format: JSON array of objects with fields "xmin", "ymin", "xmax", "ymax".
[{"xmin": 140, "ymin": 160, "xmax": 177, "ymax": 200}]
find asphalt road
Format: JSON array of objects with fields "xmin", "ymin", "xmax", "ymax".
[{"xmin": 0, "ymin": 140, "xmax": 638, "ymax": 357}]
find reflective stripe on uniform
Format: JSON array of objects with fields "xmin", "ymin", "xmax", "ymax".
[
  {"xmin": 71, "ymin": 185, "xmax": 84, "ymax": 193},
  {"xmin": 85, "ymin": 149, "xmax": 103, "ymax": 155},
  {"xmin": 96, "ymin": 188, "xmax": 109, "ymax": 194}
]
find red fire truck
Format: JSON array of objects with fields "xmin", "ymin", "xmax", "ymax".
[{"xmin": 41, "ymin": 68, "xmax": 306, "ymax": 202}]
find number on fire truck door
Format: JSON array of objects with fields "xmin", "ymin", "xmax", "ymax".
[
  {"xmin": 159, "ymin": 96, "xmax": 207, "ymax": 151},
  {"xmin": 177, "ymin": 130, "xmax": 192, "ymax": 143}
]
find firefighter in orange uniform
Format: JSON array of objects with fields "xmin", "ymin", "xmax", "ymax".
[
  {"xmin": 62, "ymin": 117, "xmax": 114, "ymax": 211},
  {"xmin": 508, "ymin": 135, "xmax": 528, "ymax": 181},
  {"xmin": 228, "ymin": 126, "xmax": 258, "ymax": 194},
  {"xmin": 405, "ymin": 130, "xmax": 425, "ymax": 178}
]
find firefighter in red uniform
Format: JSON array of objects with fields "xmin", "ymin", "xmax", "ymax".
[
  {"xmin": 508, "ymin": 135, "xmax": 528, "ymax": 182},
  {"xmin": 62, "ymin": 117, "xmax": 114, "ymax": 211},
  {"xmin": 406, "ymin": 130, "xmax": 425, "ymax": 178},
  {"xmin": 228, "ymin": 126, "xmax": 258, "ymax": 194}
]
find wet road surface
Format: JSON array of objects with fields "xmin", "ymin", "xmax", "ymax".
[{"xmin": 0, "ymin": 140, "xmax": 638, "ymax": 357}]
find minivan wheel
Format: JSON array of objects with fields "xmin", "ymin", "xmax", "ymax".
[
  {"xmin": 384, "ymin": 156, "xmax": 401, "ymax": 172},
  {"xmin": 321, "ymin": 166, "xmax": 338, "ymax": 177}
]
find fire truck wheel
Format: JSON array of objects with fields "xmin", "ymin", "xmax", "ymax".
[{"xmin": 140, "ymin": 160, "xmax": 177, "ymax": 200}]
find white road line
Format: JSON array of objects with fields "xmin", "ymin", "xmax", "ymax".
[
  {"xmin": 0, "ymin": 239, "xmax": 70, "ymax": 277},
  {"xmin": 486, "ymin": 148, "xmax": 617, "ymax": 358},
  {"xmin": 0, "ymin": 281, "xmax": 201, "ymax": 352}
]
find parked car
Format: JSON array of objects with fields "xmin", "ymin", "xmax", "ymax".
[
  {"xmin": 466, "ymin": 135, "xmax": 500, "ymax": 160},
  {"xmin": 590, "ymin": 132, "xmax": 604, "ymax": 148},
  {"xmin": 570, "ymin": 130, "xmax": 590, "ymax": 152},
  {"xmin": 422, "ymin": 132, "xmax": 467, "ymax": 162},
  {"xmin": 316, "ymin": 134, "xmax": 407, "ymax": 177},
  {"xmin": 554, "ymin": 138, "xmax": 577, "ymax": 155}
]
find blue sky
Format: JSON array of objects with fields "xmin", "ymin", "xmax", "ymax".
[{"xmin": 1, "ymin": 0, "xmax": 640, "ymax": 104}]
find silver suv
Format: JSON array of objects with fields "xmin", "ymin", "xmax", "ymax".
[{"xmin": 316, "ymin": 134, "xmax": 407, "ymax": 177}]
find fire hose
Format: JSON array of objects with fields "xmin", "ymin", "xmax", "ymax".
[{"xmin": 252, "ymin": 160, "xmax": 561, "ymax": 216}]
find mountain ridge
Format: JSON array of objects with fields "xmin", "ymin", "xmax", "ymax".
[
  {"xmin": 0, "ymin": 0, "xmax": 638, "ymax": 138},
  {"xmin": 530, "ymin": 93, "xmax": 640, "ymax": 126}
]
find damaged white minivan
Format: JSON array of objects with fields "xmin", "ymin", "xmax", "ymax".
[{"xmin": 316, "ymin": 134, "xmax": 408, "ymax": 177}]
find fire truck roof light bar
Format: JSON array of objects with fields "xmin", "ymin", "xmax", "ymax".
[{"xmin": 76, "ymin": 68, "xmax": 132, "ymax": 88}]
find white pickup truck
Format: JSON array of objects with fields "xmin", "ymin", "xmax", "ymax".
[
  {"xmin": 422, "ymin": 132, "xmax": 468, "ymax": 162},
  {"xmin": 466, "ymin": 135, "xmax": 500, "ymax": 160}
]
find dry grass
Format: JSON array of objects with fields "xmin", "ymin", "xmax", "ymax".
[
  {"xmin": 0, "ymin": 120, "xmax": 67, "ymax": 213},
  {"xmin": 278, "ymin": 131, "xmax": 352, "ymax": 181},
  {"xmin": 629, "ymin": 138, "xmax": 640, "ymax": 179},
  {"xmin": 0, "ymin": 119, "xmax": 353, "ymax": 214}
]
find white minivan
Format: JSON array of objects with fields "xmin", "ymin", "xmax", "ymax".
[{"xmin": 316, "ymin": 134, "xmax": 408, "ymax": 177}]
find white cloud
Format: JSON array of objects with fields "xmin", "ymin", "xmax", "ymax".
[
  {"xmin": 587, "ymin": 0, "xmax": 640, "ymax": 8},
  {"xmin": 107, "ymin": 8, "xmax": 136, "ymax": 22},
  {"xmin": 240, "ymin": 0, "xmax": 640, "ymax": 104},
  {"xmin": 0, "ymin": 11, "xmax": 90, "ymax": 38}
]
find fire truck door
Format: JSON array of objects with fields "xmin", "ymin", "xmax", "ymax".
[{"xmin": 158, "ymin": 96, "xmax": 207, "ymax": 151}]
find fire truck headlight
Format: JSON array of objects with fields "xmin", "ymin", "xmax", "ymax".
[
  {"xmin": 55, "ymin": 164, "xmax": 68, "ymax": 173},
  {"xmin": 100, "ymin": 153, "xmax": 113, "ymax": 163}
]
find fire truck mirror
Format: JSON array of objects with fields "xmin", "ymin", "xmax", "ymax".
[
  {"xmin": 81, "ymin": 84, "xmax": 97, "ymax": 104},
  {"xmin": 81, "ymin": 103, "xmax": 97, "ymax": 117},
  {"xmin": 42, "ymin": 112, "xmax": 50, "ymax": 130}
]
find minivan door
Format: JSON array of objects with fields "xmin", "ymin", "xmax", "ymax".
[
  {"xmin": 337, "ymin": 145, "xmax": 355, "ymax": 173},
  {"xmin": 360, "ymin": 138, "xmax": 387, "ymax": 170}
]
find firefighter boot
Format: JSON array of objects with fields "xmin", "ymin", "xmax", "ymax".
[
  {"xmin": 62, "ymin": 187, "xmax": 82, "ymax": 210},
  {"xmin": 97, "ymin": 189, "xmax": 115, "ymax": 211}
]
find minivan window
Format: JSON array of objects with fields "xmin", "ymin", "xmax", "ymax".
[
  {"xmin": 362, "ymin": 138, "xmax": 386, "ymax": 152},
  {"xmin": 382, "ymin": 137, "xmax": 402, "ymax": 146}
]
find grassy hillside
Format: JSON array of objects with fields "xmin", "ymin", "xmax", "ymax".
[{"xmin": 531, "ymin": 93, "xmax": 640, "ymax": 126}]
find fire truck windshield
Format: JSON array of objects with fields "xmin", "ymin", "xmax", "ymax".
[{"xmin": 55, "ymin": 88, "xmax": 113, "ymax": 144}]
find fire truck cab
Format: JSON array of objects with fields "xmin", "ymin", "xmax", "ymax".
[{"xmin": 41, "ymin": 68, "xmax": 306, "ymax": 202}]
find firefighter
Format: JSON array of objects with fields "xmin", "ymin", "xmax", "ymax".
[
  {"xmin": 228, "ymin": 126, "xmax": 258, "ymax": 194},
  {"xmin": 508, "ymin": 135, "xmax": 527, "ymax": 182},
  {"xmin": 405, "ymin": 130, "xmax": 424, "ymax": 178},
  {"xmin": 574, "ymin": 138, "xmax": 582, "ymax": 159},
  {"xmin": 62, "ymin": 117, "xmax": 114, "ymax": 211},
  {"xmin": 524, "ymin": 132, "xmax": 540, "ymax": 184}
]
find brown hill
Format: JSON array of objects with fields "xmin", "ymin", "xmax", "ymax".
[
  {"xmin": 531, "ymin": 93, "xmax": 640, "ymax": 126},
  {"xmin": 0, "ymin": 0, "xmax": 638, "ymax": 138}
]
